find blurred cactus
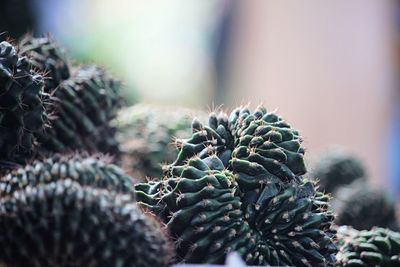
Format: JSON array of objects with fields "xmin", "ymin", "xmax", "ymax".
[
  {"xmin": 333, "ymin": 180, "xmax": 398, "ymax": 231},
  {"xmin": 114, "ymin": 104, "xmax": 206, "ymax": 179},
  {"xmin": 311, "ymin": 148, "xmax": 366, "ymax": 194}
]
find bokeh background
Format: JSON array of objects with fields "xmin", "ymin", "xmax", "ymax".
[{"xmin": 1, "ymin": 0, "xmax": 399, "ymax": 200}]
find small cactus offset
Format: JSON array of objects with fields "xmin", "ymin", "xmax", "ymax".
[
  {"xmin": 114, "ymin": 104, "xmax": 206, "ymax": 179},
  {"xmin": 0, "ymin": 154, "xmax": 134, "ymax": 197},
  {"xmin": 0, "ymin": 41, "xmax": 48, "ymax": 163},
  {"xmin": 0, "ymin": 180, "xmax": 173, "ymax": 267},
  {"xmin": 19, "ymin": 35, "xmax": 70, "ymax": 90},
  {"xmin": 136, "ymin": 105, "xmax": 337, "ymax": 266},
  {"xmin": 333, "ymin": 180, "xmax": 398, "ymax": 231},
  {"xmin": 336, "ymin": 226, "xmax": 400, "ymax": 267},
  {"xmin": 310, "ymin": 148, "xmax": 366, "ymax": 194}
]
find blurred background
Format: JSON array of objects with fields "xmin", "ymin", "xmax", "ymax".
[{"xmin": 1, "ymin": 0, "xmax": 399, "ymax": 200}]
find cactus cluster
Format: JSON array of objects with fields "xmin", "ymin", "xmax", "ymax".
[
  {"xmin": 114, "ymin": 104, "xmax": 205, "ymax": 179},
  {"xmin": 333, "ymin": 180, "xmax": 398, "ymax": 231},
  {"xmin": 136, "ymin": 106, "xmax": 337, "ymax": 266},
  {"xmin": 336, "ymin": 226, "xmax": 400, "ymax": 267},
  {"xmin": 0, "ymin": 180, "xmax": 172, "ymax": 267},
  {"xmin": 0, "ymin": 36, "xmax": 123, "ymax": 167}
]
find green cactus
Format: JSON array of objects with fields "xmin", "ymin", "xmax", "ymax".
[
  {"xmin": 0, "ymin": 180, "xmax": 173, "ymax": 267},
  {"xmin": 0, "ymin": 41, "xmax": 47, "ymax": 164},
  {"xmin": 114, "ymin": 104, "xmax": 205, "ymax": 179},
  {"xmin": 333, "ymin": 180, "xmax": 398, "ymax": 231},
  {"xmin": 311, "ymin": 149, "xmax": 366, "ymax": 193},
  {"xmin": 136, "ymin": 105, "xmax": 337, "ymax": 266},
  {"xmin": 0, "ymin": 154, "xmax": 134, "ymax": 197},
  {"xmin": 36, "ymin": 66, "xmax": 122, "ymax": 155},
  {"xmin": 19, "ymin": 35, "xmax": 70, "ymax": 90},
  {"xmin": 335, "ymin": 226, "xmax": 400, "ymax": 267}
]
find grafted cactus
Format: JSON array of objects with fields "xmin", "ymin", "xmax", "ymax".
[{"xmin": 136, "ymin": 105, "xmax": 337, "ymax": 266}]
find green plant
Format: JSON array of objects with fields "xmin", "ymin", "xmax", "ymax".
[
  {"xmin": 0, "ymin": 180, "xmax": 173, "ymax": 267},
  {"xmin": 0, "ymin": 41, "xmax": 47, "ymax": 163},
  {"xmin": 135, "ymin": 105, "xmax": 337, "ymax": 266},
  {"xmin": 0, "ymin": 154, "xmax": 134, "ymax": 197},
  {"xmin": 333, "ymin": 180, "xmax": 398, "ymax": 231},
  {"xmin": 310, "ymin": 149, "xmax": 366, "ymax": 193},
  {"xmin": 336, "ymin": 226, "xmax": 400, "ymax": 267},
  {"xmin": 36, "ymin": 66, "xmax": 122, "ymax": 155},
  {"xmin": 114, "ymin": 104, "xmax": 205, "ymax": 179},
  {"xmin": 19, "ymin": 35, "xmax": 70, "ymax": 90}
]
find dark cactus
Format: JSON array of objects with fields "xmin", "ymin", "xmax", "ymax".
[
  {"xmin": 0, "ymin": 154, "xmax": 134, "ymax": 197},
  {"xmin": 19, "ymin": 35, "xmax": 70, "ymax": 90},
  {"xmin": 0, "ymin": 180, "xmax": 173, "ymax": 267},
  {"xmin": 0, "ymin": 41, "xmax": 47, "ymax": 164},
  {"xmin": 333, "ymin": 180, "xmax": 398, "ymax": 231}
]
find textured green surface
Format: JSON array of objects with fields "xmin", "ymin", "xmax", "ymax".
[
  {"xmin": 136, "ymin": 105, "xmax": 337, "ymax": 266},
  {"xmin": 114, "ymin": 104, "xmax": 205, "ymax": 179},
  {"xmin": 0, "ymin": 180, "xmax": 172, "ymax": 267},
  {"xmin": 36, "ymin": 66, "xmax": 122, "ymax": 155},
  {"xmin": 0, "ymin": 41, "xmax": 47, "ymax": 163},
  {"xmin": 19, "ymin": 35, "xmax": 70, "ymax": 91},
  {"xmin": 0, "ymin": 154, "xmax": 134, "ymax": 197},
  {"xmin": 333, "ymin": 180, "xmax": 398, "ymax": 231},
  {"xmin": 311, "ymin": 149, "xmax": 366, "ymax": 194},
  {"xmin": 336, "ymin": 226, "xmax": 400, "ymax": 267}
]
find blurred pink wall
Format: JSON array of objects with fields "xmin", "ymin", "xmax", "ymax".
[{"xmin": 227, "ymin": 0, "xmax": 396, "ymax": 185}]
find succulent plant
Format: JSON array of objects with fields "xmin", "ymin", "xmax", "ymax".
[
  {"xmin": 0, "ymin": 154, "xmax": 134, "ymax": 197},
  {"xmin": 333, "ymin": 180, "xmax": 398, "ymax": 231},
  {"xmin": 0, "ymin": 180, "xmax": 173, "ymax": 267},
  {"xmin": 0, "ymin": 41, "xmax": 47, "ymax": 164},
  {"xmin": 114, "ymin": 104, "xmax": 205, "ymax": 179},
  {"xmin": 310, "ymin": 148, "xmax": 366, "ymax": 193},
  {"xmin": 135, "ymin": 105, "xmax": 337, "ymax": 266},
  {"xmin": 19, "ymin": 35, "xmax": 70, "ymax": 90},
  {"xmin": 36, "ymin": 66, "xmax": 122, "ymax": 155},
  {"xmin": 335, "ymin": 226, "xmax": 400, "ymax": 267}
]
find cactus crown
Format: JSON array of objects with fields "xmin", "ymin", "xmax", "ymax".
[{"xmin": 136, "ymin": 105, "xmax": 337, "ymax": 266}]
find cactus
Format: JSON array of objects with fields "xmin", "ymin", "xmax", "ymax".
[
  {"xmin": 311, "ymin": 149, "xmax": 366, "ymax": 193},
  {"xmin": 333, "ymin": 180, "xmax": 398, "ymax": 231},
  {"xmin": 36, "ymin": 66, "xmax": 122, "ymax": 155},
  {"xmin": 136, "ymin": 105, "xmax": 337, "ymax": 266},
  {"xmin": 114, "ymin": 104, "xmax": 205, "ymax": 179},
  {"xmin": 19, "ymin": 35, "xmax": 70, "ymax": 90},
  {"xmin": 0, "ymin": 41, "xmax": 47, "ymax": 164},
  {"xmin": 335, "ymin": 226, "xmax": 400, "ymax": 267},
  {"xmin": 0, "ymin": 180, "xmax": 173, "ymax": 267},
  {"xmin": 0, "ymin": 154, "xmax": 134, "ymax": 197}
]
